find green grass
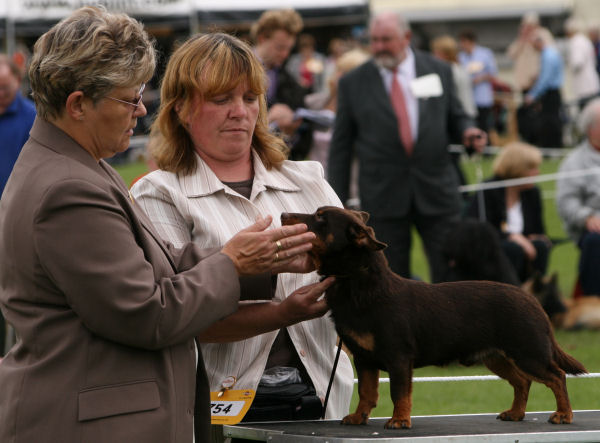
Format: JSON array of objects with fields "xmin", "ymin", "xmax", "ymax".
[
  {"xmin": 114, "ymin": 159, "xmax": 149, "ymax": 188},
  {"xmin": 115, "ymin": 155, "xmax": 599, "ymax": 418}
]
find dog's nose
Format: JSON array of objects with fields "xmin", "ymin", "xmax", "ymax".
[{"xmin": 280, "ymin": 212, "xmax": 290, "ymax": 221}]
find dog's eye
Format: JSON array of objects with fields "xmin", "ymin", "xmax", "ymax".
[{"xmin": 315, "ymin": 213, "xmax": 326, "ymax": 223}]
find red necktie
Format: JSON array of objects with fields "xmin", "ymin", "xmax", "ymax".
[{"xmin": 390, "ymin": 68, "xmax": 413, "ymax": 156}]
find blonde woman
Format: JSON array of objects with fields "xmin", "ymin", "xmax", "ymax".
[
  {"xmin": 466, "ymin": 142, "xmax": 551, "ymax": 282},
  {"xmin": 130, "ymin": 33, "xmax": 353, "ymax": 442}
]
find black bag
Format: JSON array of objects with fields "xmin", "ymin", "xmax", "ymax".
[{"xmin": 242, "ymin": 382, "xmax": 323, "ymax": 422}]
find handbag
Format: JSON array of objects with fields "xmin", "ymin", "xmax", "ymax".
[{"xmin": 241, "ymin": 367, "xmax": 323, "ymax": 422}]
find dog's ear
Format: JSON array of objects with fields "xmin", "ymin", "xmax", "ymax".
[
  {"xmin": 351, "ymin": 210, "xmax": 370, "ymax": 223},
  {"xmin": 530, "ymin": 270, "xmax": 544, "ymax": 292},
  {"xmin": 349, "ymin": 223, "xmax": 387, "ymax": 250}
]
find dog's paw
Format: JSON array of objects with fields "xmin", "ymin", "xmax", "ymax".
[
  {"xmin": 384, "ymin": 417, "xmax": 411, "ymax": 429},
  {"xmin": 496, "ymin": 410, "xmax": 525, "ymax": 421},
  {"xmin": 548, "ymin": 411, "xmax": 573, "ymax": 424},
  {"xmin": 341, "ymin": 412, "xmax": 369, "ymax": 425}
]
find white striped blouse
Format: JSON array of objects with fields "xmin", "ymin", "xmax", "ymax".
[{"xmin": 130, "ymin": 150, "xmax": 354, "ymax": 419}]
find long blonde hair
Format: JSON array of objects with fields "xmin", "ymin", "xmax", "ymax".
[{"xmin": 150, "ymin": 32, "xmax": 288, "ymax": 175}]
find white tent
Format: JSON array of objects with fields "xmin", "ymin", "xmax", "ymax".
[{"xmin": 2, "ymin": 0, "xmax": 369, "ymax": 54}]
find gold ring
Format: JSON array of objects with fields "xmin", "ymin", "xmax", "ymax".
[
  {"xmin": 275, "ymin": 240, "xmax": 282, "ymax": 251},
  {"xmin": 274, "ymin": 252, "xmax": 279, "ymax": 262}
]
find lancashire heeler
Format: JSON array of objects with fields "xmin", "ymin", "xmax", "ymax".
[{"xmin": 281, "ymin": 206, "xmax": 587, "ymax": 429}]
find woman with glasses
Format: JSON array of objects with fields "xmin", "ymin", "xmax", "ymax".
[{"xmin": 0, "ymin": 7, "xmax": 330, "ymax": 443}]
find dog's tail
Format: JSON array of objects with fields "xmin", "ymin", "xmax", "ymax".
[{"xmin": 552, "ymin": 335, "xmax": 588, "ymax": 375}]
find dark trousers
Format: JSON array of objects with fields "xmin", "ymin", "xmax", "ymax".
[
  {"xmin": 502, "ymin": 238, "xmax": 550, "ymax": 283},
  {"xmin": 539, "ymin": 89, "xmax": 563, "ymax": 148},
  {"xmin": 369, "ymin": 210, "xmax": 459, "ymax": 283},
  {"xmin": 578, "ymin": 231, "xmax": 600, "ymax": 295},
  {"xmin": 476, "ymin": 106, "xmax": 493, "ymax": 136}
]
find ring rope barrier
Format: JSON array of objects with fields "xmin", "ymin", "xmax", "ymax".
[
  {"xmin": 458, "ymin": 166, "xmax": 600, "ymax": 193},
  {"xmin": 354, "ymin": 373, "xmax": 600, "ymax": 384}
]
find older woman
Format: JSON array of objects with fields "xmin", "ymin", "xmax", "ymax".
[
  {"xmin": 0, "ymin": 8, "xmax": 328, "ymax": 443},
  {"xmin": 466, "ymin": 142, "xmax": 551, "ymax": 282},
  {"xmin": 130, "ymin": 33, "xmax": 354, "ymax": 440}
]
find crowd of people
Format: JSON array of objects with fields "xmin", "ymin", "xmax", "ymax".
[{"xmin": 2, "ymin": 5, "xmax": 600, "ymax": 443}]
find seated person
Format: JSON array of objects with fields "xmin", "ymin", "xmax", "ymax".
[
  {"xmin": 466, "ymin": 142, "xmax": 551, "ymax": 282},
  {"xmin": 130, "ymin": 33, "xmax": 354, "ymax": 442},
  {"xmin": 557, "ymin": 98, "xmax": 600, "ymax": 295}
]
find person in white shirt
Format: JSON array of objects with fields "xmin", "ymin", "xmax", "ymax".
[
  {"xmin": 130, "ymin": 32, "xmax": 353, "ymax": 443},
  {"xmin": 564, "ymin": 17, "xmax": 600, "ymax": 109}
]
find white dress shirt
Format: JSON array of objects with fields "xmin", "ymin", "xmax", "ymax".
[{"xmin": 130, "ymin": 151, "xmax": 354, "ymax": 419}]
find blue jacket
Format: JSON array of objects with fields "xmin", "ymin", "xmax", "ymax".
[{"xmin": 0, "ymin": 92, "xmax": 36, "ymax": 196}]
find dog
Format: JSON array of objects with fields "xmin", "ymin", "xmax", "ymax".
[
  {"xmin": 524, "ymin": 272, "xmax": 600, "ymax": 330},
  {"xmin": 281, "ymin": 206, "xmax": 588, "ymax": 429},
  {"xmin": 441, "ymin": 219, "xmax": 519, "ymax": 285}
]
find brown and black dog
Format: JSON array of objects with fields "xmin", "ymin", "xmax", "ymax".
[{"xmin": 281, "ymin": 206, "xmax": 588, "ymax": 429}]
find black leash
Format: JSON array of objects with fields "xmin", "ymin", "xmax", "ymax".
[{"xmin": 322, "ymin": 337, "xmax": 343, "ymax": 419}]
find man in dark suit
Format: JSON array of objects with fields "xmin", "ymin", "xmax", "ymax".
[
  {"xmin": 252, "ymin": 9, "xmax": 313, "ymax": 160},
  {"xmin": 329, "ymin": 11, "xmax": 487, "ymax": 282}
]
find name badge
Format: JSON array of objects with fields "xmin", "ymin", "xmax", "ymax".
[
  {"xmin": 410, "ymin": 73, "xmax": 443, "ymax": 98},
  {"xmin": 210, "ymin": 389, "xmax": 255, "ymax": 425}
]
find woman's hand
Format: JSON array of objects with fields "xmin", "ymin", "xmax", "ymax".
[
  {"xmin": 221, "ymin": 215, "xmax": 316, "ymax": 276},
  {"xmin": 278, "ymin": 277, "xmax": 335, "ymax": 325},
  {"xmin": 270, "ymin": 252, "xmax": 315, "ymax": 275},
  {"xmin": 509, "ymin": 232, "xmax": 537, "ymax": 260},
  {"xmin": 585, "ymin": 215, "xmax": 600, "ymax": 233},
  {"xmin": 196, "ymin": 277, "xmax": 335, "ymax": 343}
]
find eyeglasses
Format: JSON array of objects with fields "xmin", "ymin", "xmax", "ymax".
[{"xmin": 105, "ymin": 83, "xmax": 145, "ymax": 110}]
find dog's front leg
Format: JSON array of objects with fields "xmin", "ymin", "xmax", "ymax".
[
  {"xmin": 341, "ymin": 358, "xmax": 379, "ymax": 425},
  {"xmin": 385, "ymin": 361, "xmax": 413, "ymax": 429}
]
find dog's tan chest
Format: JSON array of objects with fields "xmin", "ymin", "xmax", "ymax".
[{"xmin": 341, "ymin": 328, "xmax": 376, "ymax": 352}]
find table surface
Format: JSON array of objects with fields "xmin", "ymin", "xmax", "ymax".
[{"xmin": 224, "ymin": 410, "xmax": 600, "ymax": 442}]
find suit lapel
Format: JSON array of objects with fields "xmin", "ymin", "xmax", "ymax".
[
  {"xmin": 100, "ymin": 161, "xmax": 179, "ymax": 273},
  {"xmin": 365, "ymin": 60, "xmax": 397, "ymax": 119}
]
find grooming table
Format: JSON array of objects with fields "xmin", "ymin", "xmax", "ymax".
[{"xmin": 224, "ymin": 410, "xmax": 600, "ymax": 442}]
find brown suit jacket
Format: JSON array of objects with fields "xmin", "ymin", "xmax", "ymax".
[{"xmin": 0, "ymin": 118, "xmax": 247, "ymax": 442}]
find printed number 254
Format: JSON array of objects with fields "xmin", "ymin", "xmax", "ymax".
[{"xmin": 211, "ymin": 403, "xmax": 233, "ymax": 414}]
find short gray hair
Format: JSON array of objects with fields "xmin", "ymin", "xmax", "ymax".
[
  {"xmin": 28, "ymin": 6, "xmax": 156, "ymax": 120},
  {"xmin": 369, "ymin": 11, "xmax": 411, "ymax": 35},
  {"xmin": 578, "ymin": 97, "xmax": 600, "ymax": 134}
]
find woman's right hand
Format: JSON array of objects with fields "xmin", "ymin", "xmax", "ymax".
[
  {"xmin": 585, "ymin": 215, "xmax": 600, "ymax": 233},
  {"xmin": 509, "ymin": 233, "xmax": 537, "ymax": 260},
  {"xmin": 278, "ymin": 277, "xmax": 335, "ymax": 324},
  {"xmin": 221, "ymin": 215, "xmax": 316, "ymax": 276}
]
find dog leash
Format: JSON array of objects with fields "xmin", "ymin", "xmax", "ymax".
[{"xmin": 322, "ymin": 337, "xmax": 343, "ymax": 419}]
